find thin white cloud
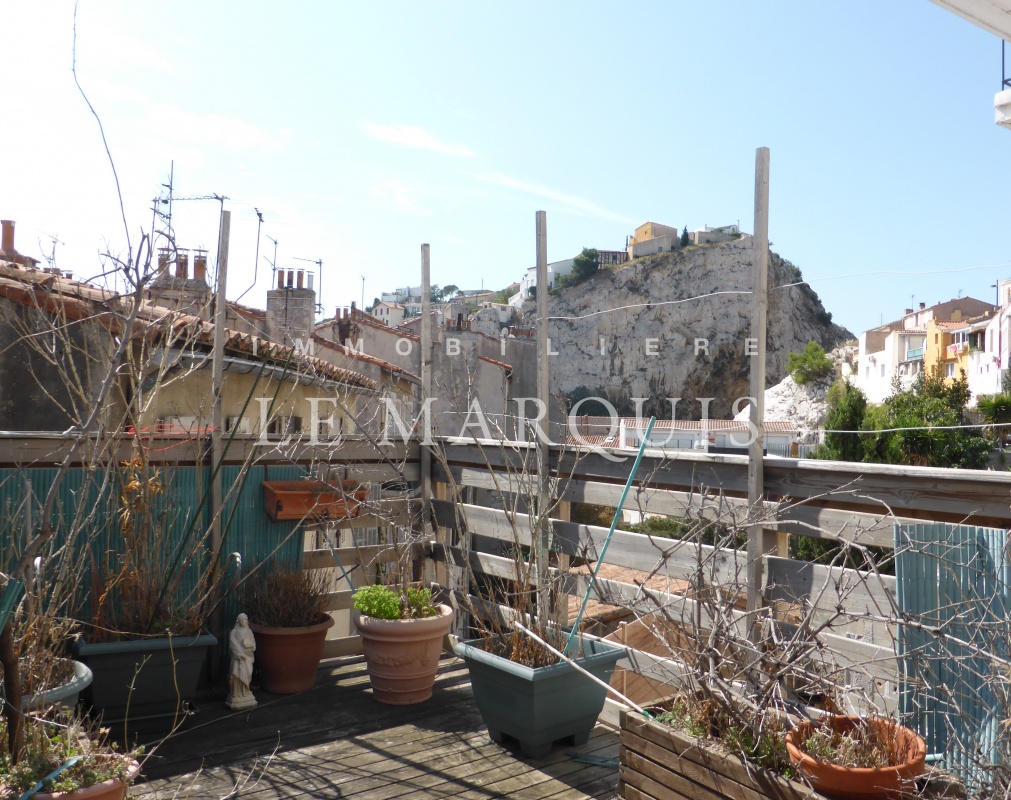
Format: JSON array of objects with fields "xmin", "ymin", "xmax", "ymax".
[
  {"xmin": 468, "ymin": 171, "xmax": 635, "ymax": 225},
  {"xmin": 364, "ymin": 123, "xmax": 476, "ymax": 158}
]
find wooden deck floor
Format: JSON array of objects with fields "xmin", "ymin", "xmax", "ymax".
[{"xmin": 132, "ymin": 654, "xmax": 620, "ymax": 800}]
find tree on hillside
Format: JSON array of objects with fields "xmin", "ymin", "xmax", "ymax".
[
  {"xmin": 787, "ymin": 341, "xmax": 834, "ymax": 385},
  {"xmin": 570, "ymin": 248, "xmax": 599, "ymax": 282},
  {"xmin": 680, "ymin": 225, "xmax": 690, "ymax": 247}
]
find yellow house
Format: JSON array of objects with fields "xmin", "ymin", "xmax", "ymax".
[{"xmin": 924, "ymin": 318, "xmax": 969, "ymax": 383}]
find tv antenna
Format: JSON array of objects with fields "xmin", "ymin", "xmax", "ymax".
[
  {"xmin": 293, "ymin": 256, "xmax": 323, "ymax": 312},
  {"xmin": 361, "ymin": 275, "xmax": 366, "ymax": 310},
  {"xmin": 38, "ymin": 232, "xmax": 64, "ymax": 270}
]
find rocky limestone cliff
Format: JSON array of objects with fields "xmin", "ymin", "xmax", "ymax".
[
  {"xmin": 521, "ymin": 239, "xmax": 851, "ymax": 420},
  {"xmin": 732, "ymin": 344, "xmax": 858, "ymax": 431}
]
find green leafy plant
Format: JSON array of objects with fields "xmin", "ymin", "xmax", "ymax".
[
  {"xmin": 787, "ymin": 341, "xmax": 834, "ymax": 385},
  {"xmin": 353, "ymin": 583, "xmax": 438, "ymax": 620}
]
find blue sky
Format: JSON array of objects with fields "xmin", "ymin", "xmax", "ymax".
[{"xmin": 2, "ymin": 1, "xmax": 1009, "ymax": 336}]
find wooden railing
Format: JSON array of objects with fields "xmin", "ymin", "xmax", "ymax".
[{"xmin": 303, "ymin": 439, "xmax": 1011, "ymax": 716}]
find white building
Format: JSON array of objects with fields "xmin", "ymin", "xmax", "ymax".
[
  {"xmin": 370, "ymin": 301, "xmax": 405, "ymax": 328},
  {"xmin": 857, "ymin": 324, "xmax": 926, "ymax": 404},
  {"xmin": 690, "ymin": 224, "xmax": 741, "ymax": 245},
  {"xmin": 509, "ymin": 258, "xmax": 574, "ymax": 308}
]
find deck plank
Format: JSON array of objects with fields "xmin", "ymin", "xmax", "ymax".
[{"xmin": 131, "ymin": 655, "xmax": 618, "ymax": 800}]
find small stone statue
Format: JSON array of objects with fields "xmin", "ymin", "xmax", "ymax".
[{"xmin": 226, "ymin": 613, "xmax": 257, "ymax": 710}]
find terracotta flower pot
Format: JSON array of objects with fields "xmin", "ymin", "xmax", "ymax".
[
  {"xmin": 250, "ymin": 616, "xmax": 335, "ymax": 693},
  {"xmin": 353, "ymin": 604, "xmax": 454, "ymax": 705},
  {"xmin": 786, "ymin": 715, "xmax": 926, "ymax": 800},
  {"xmin": 33, "ymin": 759, "xmax": 140, "ymax": 800}
]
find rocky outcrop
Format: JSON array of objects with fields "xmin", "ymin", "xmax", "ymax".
[
  {"xmin": 732, "ymin": 344, "xmax": 858, "ymax": 431},
  {"xmin": 521, "ymin": 239, "xmax": 851, "ymax": 420}
]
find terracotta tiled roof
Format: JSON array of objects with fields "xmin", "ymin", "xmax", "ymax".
[
  {"xmin": 934, "ymin": 320, "xmax": 968, "ymax": 330},
  {"xmin": 311, "ymin": 334, "xmax": 420, "ymax": 384},
  {"xmin": 0, "ymin": 262, "xmax": 378, "ymax": 391},
  {"xmin": 227, "ymin": 300, "xmax": 266, "ymax": 319}
]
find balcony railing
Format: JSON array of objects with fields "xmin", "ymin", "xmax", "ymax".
[{"xmin": 905, "ymin": 347, "xmax": 923, "ymax": 360}]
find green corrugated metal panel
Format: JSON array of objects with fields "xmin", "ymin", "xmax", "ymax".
[
  {"xmin": 0, "ymin": 463, "xmax": 308, "ymax": 631},
  {"xmin": 896, "ymin": 522, "xmax": 1010, "ymax": 790}
]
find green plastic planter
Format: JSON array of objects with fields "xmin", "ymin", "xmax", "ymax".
[
  {"xmin": 453, "ymin": 633, "xmax": 623, "ymax": 757},
  {"xmin": 75, "ymin": 633, "xmax": 217, "ymax": 722}
]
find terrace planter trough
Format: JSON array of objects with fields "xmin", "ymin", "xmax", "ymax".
[
  {"xmin": 262, "ymin": 479, "xmax": 367, "ymax": 522},
  {"xmin": 454, "ymin": 632, "xmax": 623, "ymax": 758},
  {"xmin": 620, "ymin": 708, "xmax": 829, "ymax": 800},
  {"xmin": 75, "ymin": 633, "xmax": 217, "ymax": 722},
  {"xmin": 21, "ymin": 659, "xmax": 93, "ymax": 712}
]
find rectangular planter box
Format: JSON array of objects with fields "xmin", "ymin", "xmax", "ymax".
[
  {"xmin": 620, "ymin": 708, "xmax": 824, "ymax": 800},
  {"xmin": 262, "ymin": 479, "xmax": 367, "ymax": 522},
  {"xmin": 75, "ymin": 633, "xmax": 217, "ymax": 723},
  {"xmin": 454, "ymin": 633, "xmax": 623, "ymax": 758}
]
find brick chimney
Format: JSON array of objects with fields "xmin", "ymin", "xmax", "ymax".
[
  {"xmin": 1, "ymin": 220, "xmax": 14, "ymax": 254},
  {"xmin": 266, "ymin": 268, "xmax": 316, "ymax": 346}
]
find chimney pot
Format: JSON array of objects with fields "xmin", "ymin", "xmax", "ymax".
[
  {"xmin": 308, "ymin": 272, "xmax": 314, "ymax": 290},
  {"xmin": 904, "ymin": 308, "xmax": 913, "ymax": 315},
  {"xmin": 193, "ymin": 250, "xmax": 207, "ymax": 282},
  {"xmin": 285, "ymin": 269, "xmax": 293, "ymax": 288},
  {"xmin": 276, "ymin": 271, "xmax": 284, "ymax": 289},
  {"xmin": 176, "ymin": 250, "xmax": 189, "ymax": 280},
  {"xmin": 157, "ymin": 247, "xmax": 171, "ymax": 274},
  {"xmin": 1, "ymin": 220, "xmax": 14, "ymax": 254},
  {"xmin": 297, "ymin": 269, "xmax": 304, "ymax": 289}
]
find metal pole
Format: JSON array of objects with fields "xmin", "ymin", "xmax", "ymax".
[
  {"xmin": 564, "ymin": 417, "xmax": 655, "ymax": 656},
  {"xmin": 420, "ymin": 245, "xmax": 432, "ymax": 537},
  {"xmin": 746, "ymin": 148, "xmax": 770, "ymax": 629},
  {"xmin": 535, "ymin": 211, "xmax": 551, "ymax": 626},
  {"xmin": 210, "ymin": 207, "xmax": 230, "ymax": 652}
]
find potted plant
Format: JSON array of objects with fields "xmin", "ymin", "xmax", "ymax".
[
  {"xmin": 351, "ymin": 583, "xmax": 454, "ymax": 705},
  {"xmin": 73, "ymin": 456, "xmax": 218, "ymax": 723},
  {"xmin": 240, "ymin": 562, "xmax": 334, "ymax": 693},
  {"xmin": 0, "ymin": 712, "xmax": 141, "ymax": 800},
  {"xmin": 454, "ymin": 626, "xmax": 623, "ymax": 757},
  {"xmin": 786, "ymin": 715, "xmax": 927, "ymax": 800}
]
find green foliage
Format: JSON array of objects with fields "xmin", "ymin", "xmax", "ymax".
[
  {"xmin": 821, "ymin": 380, "xmax": 867, "ymax": 462},
  {"xmin": 787, "ymin": 341, "xmax": 834, "ymax": 385},
  {"xmin": 353, "ymin": 584, "xmax": 402, "ymax": 619},
  {"xmin": 1002, "ymin": 369, "xmax": 1011, "ymax": 395},
  {"xmin": 977, "ymin": 393, "xmax": 1011, "ymax": 444},
  {"xmin": 557, "ymin": 248, "xmax": 599, "ymax": 289},
  {"xmin": 680, "ymin": 225, "xmax": 690, "ymax": 247},
  {"xmin": 564, "ymin": 385, "xmax": 612, "ymax": 417},
  {"xmin": 352, "ymin": 583, "xmax": 438, "ymax": 620},
  {"xmin": 790, "ymin": 534, "xmax": 894, "ymax": 575},
  {"xmin": 491, "ymin": 287, "xmax": 512, "ymax": 304},
  {"xmin": 819, "ymin": 366, "xmax": 991, "ymax": 470},
  {"xmin": 429, "ymin": 284, "xmax": 461, "ymax": 303}
]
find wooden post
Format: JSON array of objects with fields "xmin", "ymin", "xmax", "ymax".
[
  {"xmin": 535, "ymin": 211, "xmax": 552, "ymax": 625},
  {"xmin": 746, "ymin": 149, "xmax": 770, "ymax": 627},
  {"xmin": 420, "ymin": 244, "xmax": 432, "ymax": 534},
  {"xmin": 209, "ymin": 207, "xmax": 230, "ymax": 660}
]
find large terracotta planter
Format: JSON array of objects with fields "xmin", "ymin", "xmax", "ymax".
[
  {"xmin": 353, "ymin": 604, "xmax": 454, "ymax": 705},
  {"xmin": 250, "ymin": 616, "xmax": 335, "ymax": 693},
  {"xmin": 454, "ymin": 632, "xmax": 623, "ymax": 757},
  {"xmin": 32, "ymin": 758, "xmax": 140, "ymax": 800},
  {"xmin": 786, "ymin": 715, "xmax": 926, "ymax": 800}
]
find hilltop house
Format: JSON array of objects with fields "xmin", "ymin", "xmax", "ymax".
[{"xmin": 626, "ymin": 222, "xmax": 681, "ymax": 259}]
